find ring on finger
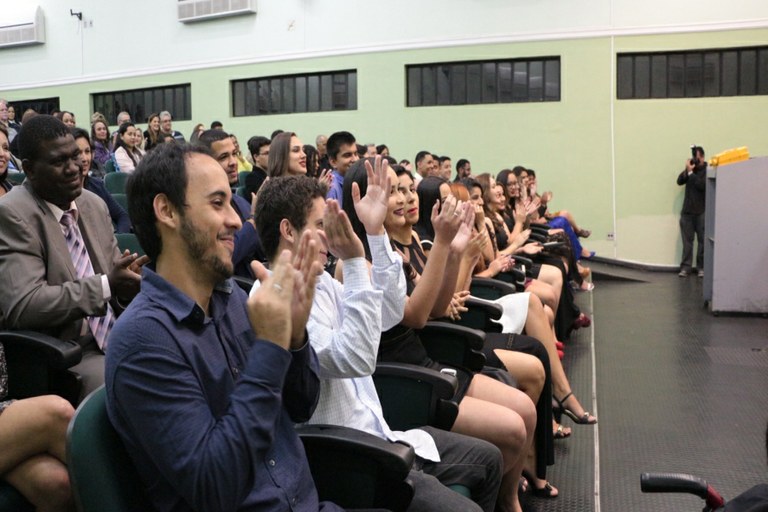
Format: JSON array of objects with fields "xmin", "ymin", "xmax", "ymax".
[{"xmin": 273, "ymin": 283, "xmax": 283, "ymax": 292}]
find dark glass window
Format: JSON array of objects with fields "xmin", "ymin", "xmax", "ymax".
[
  {"xmin": 617, "ymin": 46, "xmax": 768, "ymax": 99},
  {"xmin": 231, "ymin": 70, "xmax": 357, "ymax": 116},
  {"xmin": 407, "ymin": 57, "xmax": 560, "ymax": 107},
  {"xmin": 10, "ymin": 97, "xmax": 60, "ymax": 116},
  {"xmin": 92, "ymin": 84, "xmax": 191, "ymax": 124}
]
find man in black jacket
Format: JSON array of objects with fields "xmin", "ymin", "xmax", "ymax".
[{"xmin": 677, "ymin": 146, "xmax": 707, "ymax": 277}]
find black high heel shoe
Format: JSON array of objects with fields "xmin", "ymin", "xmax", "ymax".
[{"xmin": 555, "ymin": 392, "xmax": 597, "ymax": 425}]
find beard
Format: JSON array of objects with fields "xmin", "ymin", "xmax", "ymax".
[{"xmin": 179, "ymin": 215, "xmax": 233, "ymax": 283}]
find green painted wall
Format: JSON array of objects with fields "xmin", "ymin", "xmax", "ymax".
[{"xmin": 5, "ymin": 28, "xmax": 767, "ymax": 266}]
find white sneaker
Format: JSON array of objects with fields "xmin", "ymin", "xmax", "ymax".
[
  {"xmin": 697, "ymin": 270, "xmax": 704, "ymax": 278},
  {"xmin": 678, "ymin": 270, "xmax": 690, "ymax": 277}
]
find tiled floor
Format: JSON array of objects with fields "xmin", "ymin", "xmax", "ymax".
[{"xmin": 527, "ymin": 263, "xmax": 768, "ymax": 512}]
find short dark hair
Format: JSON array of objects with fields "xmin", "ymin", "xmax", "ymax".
[
  {"xmin": 511, "ymin": 165, "xmax": 527, "ymax": 177},
  {"xmin": 356, "ymin": 144, "xmax": 366, "ymax": 158},
  {"xmin": 415, "ymin": 150, "xmax": 431, "ymax": 167},
  {"xmin": 270, "ymin": 129, "xmax": 284, "ymax": 140},
  {"xmin": 438, "ymin": 156, "xmax": 451, "ymax": 165},
  {"xmin": 254, "ymin": 175, "xmax": 327, "ymax": 261},
  {"xmin": 326, "ymin": 131, "xmax": 356, "ymax": 160},
  {"xmin": 693, "ymin": 146, "xmax": 705, "ymax": 157},
  {"xmin": 70, "ymin": 127, "xmax": 91, "ymax": 146},
  {"xmin": 247, "ymin": 136, "xmax": 270, "ymax": 159},
  {"xmin": 197, "ymin": 129, "xmax": 231, "ymax": 150},
  {"xmin": 126, "ymin": 143, "xmax": 209, "ymax": 261},
  {"xmin": 18, "ymin": 115, "xmax": 71, "ymax": 162},
  {"xmin": 376, "ymin": 144, "xmax": 388, "ymax": 155},
  {"xmin": 456, "ymin": 159, "xmax": 470, "ymax": 171},
  {"xmin": 210, "ymin": 121, "xmax": 223, "ymax": 130}
]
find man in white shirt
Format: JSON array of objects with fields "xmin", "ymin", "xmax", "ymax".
[{"xmin": 254, "ymin": 158, "xmax": 502, "ymax": 512}]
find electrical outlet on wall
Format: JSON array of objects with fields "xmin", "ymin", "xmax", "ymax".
[{"xmin": 606, "ymin": 232, "xmax": 615, "ymax": 241}]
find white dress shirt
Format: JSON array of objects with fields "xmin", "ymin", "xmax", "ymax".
[{"xmin": 306, "ymin": 233, "xmax": 441, "ymax": 461}]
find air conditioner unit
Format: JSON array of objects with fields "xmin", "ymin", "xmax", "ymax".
[
  {"xmin": 178, "ymin": 0, "xmax": 256, "ymax": 23},
  {"xmin": 0, "ymin": 6, "xmax": 45, "ymax": 49}
]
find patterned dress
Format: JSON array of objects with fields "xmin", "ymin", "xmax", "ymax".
[{"xmin": 0, "ymin": 343, "xmax": 13, "ymax": 414}]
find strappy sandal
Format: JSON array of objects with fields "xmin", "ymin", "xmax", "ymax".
[
  {"xmin": 532, "ymin": 481, "xmax": 558, "ymax": 499},
  {"xmin": 554, "ymin": 423, "xmax": 571, "ymax": 439},
  {"xmin": 555, "ymin": 392, "xmax": 597, "ymax": 425},
  {"xmin": 576, "ymin": 228, "xmax": 591, "ymax": 238}
]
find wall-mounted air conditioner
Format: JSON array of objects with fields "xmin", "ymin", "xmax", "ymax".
[
  {"xmin": 0, "ymin": 6, "xmax": 45, "ymax": 49},
  {"xmin": 178, "ymin": 0, "xmax": 257, "ymax": 23}
]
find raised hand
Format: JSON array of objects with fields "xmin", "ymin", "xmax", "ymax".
[
  {"xmin": 466, "ymin": 230, "xmax": 488, "ymax": 259},
  {"xmin": 513, "ymin": 202, "xmax": 527, "ymax": 225},
  {"xmin": 352, "ymin": 155, "xmax": 390, "ymax": 236},
  {"xmin": 248, "ymin": 251, "xmax": 295, "ymax": 350},
  {"xmin": 431, "ymin": 195, "xmax": 464, "ymax": 244},
  {"xmin": 289, "ymin": 230, "xmax": 322, "ymax": 348},
  {"xmin": 323, "ymin": 199, "xmax": 364, "ymax": 260},
  {"xmin": 450, "ymin": 202, "xmax": 475, "ymax": 254}
]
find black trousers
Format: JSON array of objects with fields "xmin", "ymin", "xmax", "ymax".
[{"xmin": 679, "ymin": 213, "xmax": 705, "ymax": 270}]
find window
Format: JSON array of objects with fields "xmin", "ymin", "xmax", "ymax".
[
  {"xmin": 9, "ymin": 97, "xmax": 60, "ymax": 116},
  {"xmin": 617, "ymin": 46, "xmax": 768, "ymax": 99},
  {"xmin": 406, "ymin": 57, "xmax": 561, "ymax": 107},
  {"xmin": 232, "ymin": 70, "xmax": 357, "ymax": 116},
  {"xmin": 91, "ymin": 84, "xmax": 191, "ymax": 124}
]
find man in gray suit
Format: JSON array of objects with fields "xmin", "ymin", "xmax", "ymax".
[{"xmin": 0, "ymin": 115, "xmax": 147, "ymax": 397}]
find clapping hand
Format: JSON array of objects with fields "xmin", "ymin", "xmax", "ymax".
[
  {"xmin": 450, "ymin": 203, "xmax": 475, "ymax": 254},
  {"xmin": 323, "ymin": 199, "xmax": 364, "ymax": 260},
  {"xmin": 432, "ymin": 195, "xmax": 465, "ymax": 244},
  {"xmin": 352, "ymin": 155, "xmax": 389, "ymax": 236},
  {"xmin": 249, "ymin": 230, "xmax": 322, "ymax": 349}
]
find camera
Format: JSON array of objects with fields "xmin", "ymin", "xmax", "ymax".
[{"xmin": 690, "ymin": 144, "xmax": 701, "ymax": 166}]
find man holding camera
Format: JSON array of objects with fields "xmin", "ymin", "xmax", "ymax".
[{"xmin": 677, "ymin": 146, "xmax": 707, "ymax": 277}]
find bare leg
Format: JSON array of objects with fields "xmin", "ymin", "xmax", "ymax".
[
  {"xmin": 452, "ymin": 374, "xmax": 536, "ymax": 512},
  {"xmin": 522, "ymin": 294, "xmax": 596, "ymax": 423},
  {"xmin": 492, "ymin": 349, "xmax": 544, "ymax": 404},
  {"xmin": 0, "ymin": 395, "xmax": 73, "ymax": 474},
  {"xmin": 536, "ymin": 264, "xmax": 562, "ymax": 311},
  {"xmin": 4, "ymin": 454, "xmax": 73, "ymax": 512},
  {"xmin": 526, "ymin": 280, "xmax": 557, "ymax": 314}
]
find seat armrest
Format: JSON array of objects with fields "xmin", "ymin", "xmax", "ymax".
[
  {"xmin": 470, "ymin": 277, "xmax": 519, "ymax": 299},
  {"xmin": 375, "ymin": 362, "xmax": 458, "ymax": 397},
  {"xmin": 512, "ymin": 255, "xmax": 534, "ymax": 268},
  {"xmin": 418, "ymin": 322, "xmax": 486, "ymax": 372},
  {"xmin": 298, "ymin": 424, "xmax": 415, "ymax": 511},
  {"xmin": 0, "ymin": 330, "xmax": 82, "ymax": 369},
  {"xmin": 373, "ymin": 363, "xmax": 460, "ymax": 431}
]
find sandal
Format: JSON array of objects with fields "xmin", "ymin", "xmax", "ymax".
[
  {"xmin": 532, "ymin": 481, "xmax": 558, "ymax": 499},
  {"xmin": 554, "ymin": 423, "xmax": 571, "ymax": 439},
  {"xmin": 577, "ymin": 228, "xmax": 591, "ymax": 238},
  {"xmin": 555, "ymin": 392, "xmax": 597, "ymax": 425}
]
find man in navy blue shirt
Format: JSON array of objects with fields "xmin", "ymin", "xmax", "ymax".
[
  {"xmin": 325, "ymin": 131, "xmax": 359, "ymax": 208},
  {"xmin": 105, "ymin": 143, "xmax": 341, "ymax": 511}
]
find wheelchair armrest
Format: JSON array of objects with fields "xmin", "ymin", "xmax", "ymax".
[
  {"xmin": 528, "ymin": 232, "xmax": 547, "ymax": 243},
  {"xmin": 298, "ymin": 424, "xmax": 416, "ymax": 511},
  {"xmin": 374, "ymin": 363, "xmax": 460, "ymax": 432},
  {"xmin": 0, "ymin": 330, "xmax": 82, "ymax": 369},
  {"xmin": 529, "ymin": 223, "xmax": 551, "ymax": 234}
]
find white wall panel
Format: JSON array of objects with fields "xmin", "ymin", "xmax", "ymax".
[{"xmin": 2, "ymin": 0, "xmax": 767, "ymax": 89}]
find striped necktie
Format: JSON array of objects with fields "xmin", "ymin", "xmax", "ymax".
[{"xmin": 60, "ymin": 209, "xmax": 114, "ymax": 350}]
